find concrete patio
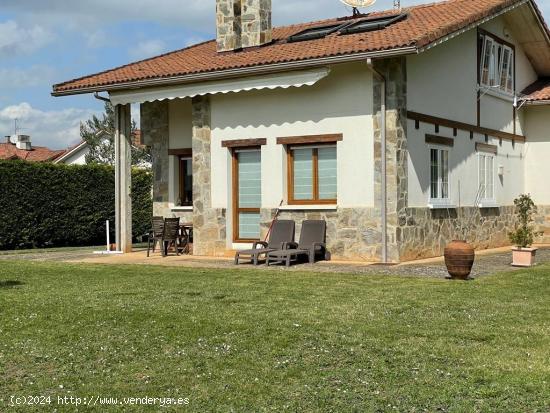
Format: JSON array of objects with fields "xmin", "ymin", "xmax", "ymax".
[{"xmin": 2, "ymin": 244, "xmax": 549, "ymax": 279}]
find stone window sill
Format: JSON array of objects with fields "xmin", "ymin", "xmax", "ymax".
[
  {"xmin": 279, "ymin": 205, "xmax": 337, "ymax": 211},
  {"xmin": 171, "ymin": 206, "xmax": 193, "ymax": 212},
  {"xmin": 428, "ymin": 202, "xmax": 456, "ymax": 210},
  {"xmin": 478, "ymin": 201, "xmax": 499, "ymax": 208}
]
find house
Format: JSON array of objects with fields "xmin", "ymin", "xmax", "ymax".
[
  {"xmin": 54, "ymin": 141, "xmax": 89, "ymax": 165},
  {"xmin": 52, "ymin": 0, "xmax": 550, "ymax": 262},
  {"xmin": 54, "ymin": 130, "xmax": 147, "ymax": 166},
  {"xmin": 0, "ymin": 135, "xmax": 66, "ymax": 162}
]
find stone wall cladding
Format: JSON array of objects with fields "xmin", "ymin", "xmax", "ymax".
[
  {"xmin": 399, "ymin": 206, "xmax": 518, "ymax": 261},
  {"xmin": 260, "ymin": 208, "xmax": 382, "ymax": 262},
  {"xmin": 216, "ymin": 0, "xmax": 242, "ymax": 52},
  {"xmin": 192, "ymin": 96, "xmax": 227, "ymax": 256},
  {"xmin": 241, "ymin": 0, "xmax": 272, "ymax": 48},
  {"xmin": 373, "ymin": 57, "xmax": 408, "ymax": 263},
  {"xmin": 141, "ymin": 101, "xmax": 170, "ymax": 217},
  {"xmin": 534, "ymin": 205, "xmax": 550, "ymax": 243}
]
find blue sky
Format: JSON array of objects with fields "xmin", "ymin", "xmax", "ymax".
[{"xmin": 1, "ymin": 0, "xmax": 549, "ymax": 149}]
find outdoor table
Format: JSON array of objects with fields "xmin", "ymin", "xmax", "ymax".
[{"xmin": 178, "ymin": 222, "xmax": 193, "ymax": 254}]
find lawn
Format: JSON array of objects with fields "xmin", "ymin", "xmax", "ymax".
[{"xmin": 0, "ymin": 261, "xmax": 548, "ymax": 412}]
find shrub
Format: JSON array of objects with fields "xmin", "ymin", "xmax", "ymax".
[
  {"xmin": 0, "ymin": 160, "xmax": 152, "ymax": 250},
  {"xmin": 508, "ymin": 194, "xmax": 541, "ymax": 248}
]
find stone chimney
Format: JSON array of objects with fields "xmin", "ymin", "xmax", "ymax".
[{"xmin": 216, "ymin": 0, "xmax": 272, "ymax": 52}]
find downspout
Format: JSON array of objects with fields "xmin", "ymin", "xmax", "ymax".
[{"xmin": 366, "ymin": 59, "xmax": 388, "ymax": 264}]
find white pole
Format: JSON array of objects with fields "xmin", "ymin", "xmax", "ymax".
[{"xmin": 106, "ymin": 220, "xmax": 110, "ymax": 251}]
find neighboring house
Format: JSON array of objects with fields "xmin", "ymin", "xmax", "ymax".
[
  {"xmin": 52, "ymin": 0, "xmax": 550, "ymax": 262},
  {"xmin": 54, "ymin": 141, "xmax": 89, "ymax": 165},
  {"xmin": 55, "ymin": 130, "xmax": 147, "ymax": 166},
  {"xmin": 0, "ymin": 135, "xmax": 66, "ymax": 162}
]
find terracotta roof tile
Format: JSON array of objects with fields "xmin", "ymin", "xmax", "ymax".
[
  {"xmin": 0, "ymin": 143, "xmax": 66, "ymax": 162},
  {"xmin": 522, "ymin": 78, "xmax": 550, "ymax": 102},
  {"xmin": 53, "ymin": 0, "xmax": 530, "ymax": 93}
]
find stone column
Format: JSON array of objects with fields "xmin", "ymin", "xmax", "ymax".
[
  {"xmin": 192, "ymin": 96, "xmax": 227, "ymax": 256},
  {"xmin": 114, "ymin": 103, "xmax": 133, "ymax": 253},
  {"xmin": 140, "ymin": 101, "xmax": 170, "ymax": 217},
  {"xmin": 373, "ymin": 58, "xmax": 408, "ymax": 263}
]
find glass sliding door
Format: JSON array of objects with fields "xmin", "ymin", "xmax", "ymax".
[{"xmin": 232, "ymin": 149, "xmax": 261, "ymax": 242}]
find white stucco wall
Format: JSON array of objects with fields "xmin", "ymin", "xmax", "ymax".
[
  {"xmin": 62, "ymin": 147, "xmax": 88, "ymax": 165},
  {"xmin": 167, "ymin": 98, "xmax": 193, "ymax": 208},
  {"xmin": 209, "ymin": 62, "xmax": 375, "ymax": 210},
  {"xmin": 524, "ymin": 105, "xmax": 550, "ymax": 204},
  {"xmin": 407, "ymin": 14, "xmax": 536, "ymax": 207},
  {"xmin": 407, "ymin": 121, "xmax": 525, "ymax": 207}
]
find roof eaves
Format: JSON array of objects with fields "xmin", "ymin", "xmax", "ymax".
[
  {"xmin": 417, "ymin": 0, "xmax": 528, "ymax": 52},
  {"xmin": 51, "ymin": 45, "xmax": 418, "ymax": 97}
]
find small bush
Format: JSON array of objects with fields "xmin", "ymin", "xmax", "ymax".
[
  {"xmin": 0, "ymin": 160, "xmax": 152, "ymax": 250},
  {"xmin": 508, "ymin": 194, "xmax": 541, "ymax": 248}
]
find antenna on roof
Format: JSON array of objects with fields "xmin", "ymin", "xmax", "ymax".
[{"xmin": 340, "ymin": 0, "xmax": 377, "ymax": 17}]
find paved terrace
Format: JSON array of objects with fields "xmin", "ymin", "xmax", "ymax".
[{"xmin": 1, "ymin": 245, "xmax": 549, "ymax": 278}]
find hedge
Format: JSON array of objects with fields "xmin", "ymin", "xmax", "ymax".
[{"xmin": 0, "ymin": 160, "xmax": 152, "ymax": 250}]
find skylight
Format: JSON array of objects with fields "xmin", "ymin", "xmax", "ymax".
[
  {"xmin": 287, "ymin": 13, "xmax": 407, "ymax": 43},
  {"xmin": 339, "ymin": 13, "xmax": 407, "ymax": 35},
  {"xmin": 288, "ymin": 22, "xmax": 349, "ymax": 43}
]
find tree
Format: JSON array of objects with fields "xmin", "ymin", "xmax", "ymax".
[{"xmin": 80, "ymin": 102, "xmax": 151, "ymax": 166}]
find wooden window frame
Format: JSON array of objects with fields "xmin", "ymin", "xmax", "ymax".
[
  {"xmin": 232, "ymin": 147, "xmax": 261, "ymax": 243},
  {"xmin": 287, "ymin": 143, "xmax": 337, "ymax": 205}
]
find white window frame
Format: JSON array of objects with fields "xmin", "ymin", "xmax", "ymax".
[
  {"xmin": 479, "ymin": 34, "xmax": 514, "ymax": 95},
  {"xmin": 477, "ymin": 152, "xmax": 497, "ymax": 207},
  {"xmin": 428, "ymin": 145, "xmax": 454, "ymax": 209}
]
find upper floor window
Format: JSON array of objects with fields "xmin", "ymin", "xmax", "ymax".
[{"xmin": 480, "ymin": 34, "xmax": 514, "ymax": 94}]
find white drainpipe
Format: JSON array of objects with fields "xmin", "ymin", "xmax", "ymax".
[{"xmin": 366, "ymin": 59, "xmax": 388, "ymax": 264}]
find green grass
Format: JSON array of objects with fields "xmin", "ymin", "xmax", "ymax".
[{"xmin": 0, "ymin": 261, "xmax": 548, "ymax": 412}]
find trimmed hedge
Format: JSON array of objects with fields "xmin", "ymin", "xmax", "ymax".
[{"xmin": 0, "ymin": 161, "xmax": 152, "ymax": 250}]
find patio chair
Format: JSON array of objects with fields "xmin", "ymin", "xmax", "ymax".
[
  {"xmin": 234, "ymin": 220, "xmax": 295, "ymax": 265},
  {"xmin": 162, "ymin": 217, "xmax": 181, "ymax": 257},
  {"xmin": 147, "ymin": 216, "xmax": 165, "ymax": 257},
  {"xmin": 266, "ymin": 220, "xmax": 327, "ymax": 267}
]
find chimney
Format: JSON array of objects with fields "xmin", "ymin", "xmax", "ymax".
[
  {"xmin": 216, "ymin": 0, "xmax": 272, "ymax": 52},
  {"xmin": 15, "ymin": 135, "xmax": 32, "ymax": 151}
]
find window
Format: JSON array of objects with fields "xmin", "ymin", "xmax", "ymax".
[
  {"xmin": 478, "ymin": 153, "xmax": 495, "ymax": 201},
  {"xmin": 232, "ymin": 149, "xmax": 261, "ymax": 241},
  {"xmin": 288, "ymin": 145, "xmax": 337, "ymax": 204},
  {"xmin": 479, "ymin": 33, "xmax": 514, "ymax": 94},
  {"xmin": 430, "ymin": 148, "xmax": 450, "ymax": 201},
  {"xmin": 178, "ymin": 156, "xmax": 193, "ymax": 206}
]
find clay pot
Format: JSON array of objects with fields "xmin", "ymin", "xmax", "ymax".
[{"xmin": 444, "ymin": 240, "xmax": 475, "ymax": 280}]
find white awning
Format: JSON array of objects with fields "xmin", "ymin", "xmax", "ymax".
[{"xmin": 109, "ymin": 67, "xmax": 331, "ymax": 106}]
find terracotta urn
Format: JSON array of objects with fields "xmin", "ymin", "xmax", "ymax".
[
  {"xmin": 444, "ymin": 240, "xmax": 475, "ymax": 280},
  {"xmin": 511, "ymin": 247, "xmax": 537, "ymax": 267}
]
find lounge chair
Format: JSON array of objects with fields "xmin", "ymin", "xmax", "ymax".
[
  {"xmin": 162, "ymin": 217, "xmax": 181, "ymax": 256},
  {"xmin": 266, "ymin": 220, "xmax": 327, "ymax": 267},
  {"xmin": 147, "ymin": 216, "xmax": 165, "ymax": 257},
  {"xmin": 234, "ymin": 220, "xmax": 295, "ymax": 265}
]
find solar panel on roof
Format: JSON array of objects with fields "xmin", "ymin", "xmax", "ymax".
[
  {"xmin": 339, "ymin": 13, "xmax": 407, "ymax": 35},
  {"xmin": 288, "ymin": 22, "xmax": 350, "ymax": 43}
]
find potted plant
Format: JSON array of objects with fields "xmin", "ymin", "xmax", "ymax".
[{"xmin": 509, "ymin": 194, "xmax": 542, "ymax": 267}]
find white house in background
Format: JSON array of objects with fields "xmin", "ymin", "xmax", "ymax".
[
  {"xmin": 52, "ymin": 0, "xmax": 550, "ymax": 262},
  {"xmin": 54, "ymin": 141, "xmax": 89, "ymax": 165}
]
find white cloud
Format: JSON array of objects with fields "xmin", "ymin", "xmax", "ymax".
[
  {"xmin": 0, "ymin": 66, "xmax": 56, "ymax": 89},
  {"xmin": 85, "ymin": 30, "xmax": 109, "ymax": 49},
  {"xmin": 129, "ymin": 39, "xmax": 167, "ymax": 60},
  {"xmin": 0, "ymin": 103, "xmax": 100, "ymax": 149},
  {"xmin": 0, "ymin": 20, "xmax": 54, "ymax": 57}
]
